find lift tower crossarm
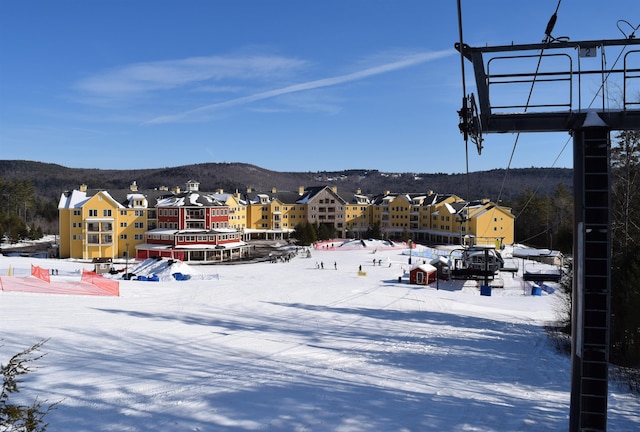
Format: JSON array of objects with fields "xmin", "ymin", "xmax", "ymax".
[{"xmin": 455, "ymin": 38, "xmax": 640, "ymax": 134}]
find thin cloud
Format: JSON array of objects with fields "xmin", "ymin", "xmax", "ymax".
[
  {"xmin": 146, "ymin": 49, "xmax": 454, "ymax": 124},
  {"xmin": 75, "ymin": 54, "xmax": 308, "ymax": 98}
]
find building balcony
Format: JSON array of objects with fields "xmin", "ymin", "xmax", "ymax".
[{"xmin": 86, "ymin": 224, "xmax": 113, "ymax": 232}]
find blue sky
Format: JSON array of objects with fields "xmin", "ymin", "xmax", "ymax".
[{"xmin": 0, "ymin": 1, "xmax": 636, "ymax": 173}]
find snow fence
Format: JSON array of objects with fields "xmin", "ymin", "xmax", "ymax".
[{"xmin": 0, "ymin": 266, "xmax": 119, "ymax": 296}]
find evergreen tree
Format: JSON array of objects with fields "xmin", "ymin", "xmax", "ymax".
[
  {"xmin": 317, "ymin": 224, "xmax": 331, "ymax": 241},
  {"xmin": 512, "ymin": 188, "xmax": 550, "ymax": 248},
  {"xmin": 0, "ymin": 177, "xmax": 48, "ymax": 241},
  {"xmin": 292, "ymin": 221, "xmax": 317, "ymax": 246},
  {"xmin": 550, "ymin": 184, "xmax": 573, "ymax": 253},
  {"xmin": 610, "ymin": 130, "xmax": 640, "ymax": 367},
  {"xmin": 305, "ymin": 221, "xmax": 317, "ymax": 245},
  {"xmin": 365, "ymin": 221, "xmax": 382, "ymax": 240},
  {"xmin": 1, "ymin": 340, "xmax": 58, "ymax": 432}
]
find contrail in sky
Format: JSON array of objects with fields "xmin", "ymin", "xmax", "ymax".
[{"xmin": 146, "ymin": 49, "xmax": 454, "ymax": 124}]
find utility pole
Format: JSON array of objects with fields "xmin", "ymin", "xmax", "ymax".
[{"xmin": 125, "ymin": 242, "xmax": 129, "ymax": 280}]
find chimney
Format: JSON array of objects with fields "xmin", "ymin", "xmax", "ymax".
[
  {"xmin": 172, "ymin": 186, "xmax": 181, "ymax": 194},
  {"xmin": 130, "ymin": 181, "xmax": 138, "ymax": 192},
  {"xmin": 331, "ymin": 186, "xmax": 337, "ymax": 193},
  {"xmin": 80, "ymin": 184, "xmax": 88, "ymax": 192},
  {"xmin": 356, "ymin": 188, "xmax": 362, "ymax": 194},
  {"xmin": 271, "ymin": 187, "xmax": 277, "ymax": 194},
  {"xmin": 298, "ymin": 186, "xmax": 305, "ymax": 195}
]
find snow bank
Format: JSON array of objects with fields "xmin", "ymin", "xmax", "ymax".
[{"xmin": 125, "ymin": 257, "xmax": 216, "ymax": 281}]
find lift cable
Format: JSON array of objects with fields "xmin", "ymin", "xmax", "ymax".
[
  {"xmin": 456, "ymin": 1, "xmax": 566, "ymax": 242},
  {"xmin": 515, "ymin": 18, "xmax": 639, "ymax": 221},
  {"xmin": 494, "ymin": 0, "xmax": 564, "ymax": 210},
  {"xmin": 477, "ymin": 0, "xmax": 566, "ymax": 241},
  {"xmin": 456, "ymin": 0, "xmax": 471, "ymax": 203},
  {"xmin": 586, "ymin": 20, "xmax": 638, "ymax": 110},
  {"xmin": 456, "ymin": 0, "xmax": 476, "ymax": 241}
]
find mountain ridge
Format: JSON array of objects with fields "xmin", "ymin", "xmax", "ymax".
[{"xmin": 0, "ymin": 160, "xmax": 572, "ymax": 202}]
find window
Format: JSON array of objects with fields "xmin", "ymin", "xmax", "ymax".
[
  {"xmin": 120, "ymin": 210, "xmax": 127, "ymax": 216},
  {"xmin": 120, "ymin": 234, "xmax": 128, "ymax": 239},
  {"xmin": 103, "ymin": 209, "xmax": 112, "ymax": 217},
  {"xmin": 89, "ymin": 209, "xmax": 97, "ymax": 217},
  {"xmin": 120, "ymin": 222, "xmax": 127, "ymax": 227},
  {"xmin": 135, "ymin": 234, "xmax": 144, "ymax": 240},
  {"xmin": 134, "ymin": 222, "xmax": 144, "ymax": 229},
  {"xmin": 74, "ymin": 210, "xmax": 81, "ymax": 216}
]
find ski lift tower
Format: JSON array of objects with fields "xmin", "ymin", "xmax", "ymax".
[{"xmin": 456, "ymin": 36, "xmax": 640, "ymax": 431}]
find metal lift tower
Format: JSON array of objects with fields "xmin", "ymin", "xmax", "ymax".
[{"xmin": 456, "ymin": 36, "xmax": 640, "ymax": 431}]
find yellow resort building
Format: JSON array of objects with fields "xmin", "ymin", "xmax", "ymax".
[
  {"xmin": 58, "ymin": 182, "xmax": 161, "ymax": 260},
  {"xmin": 58, "ymin": 181, "xmax": 515, "ymax": 261}
]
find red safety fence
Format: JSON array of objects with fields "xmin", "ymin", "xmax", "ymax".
[
  {"xmin": 81, "ymin": 270, "xmax": 120, "ymax": 296},
  {"xmin": 0, "ymin": 270, "xmax": 120, "ymax": 297},
  {"xmin": 31, "ymin": 264, "xmax": 50, "ymax": 283}
]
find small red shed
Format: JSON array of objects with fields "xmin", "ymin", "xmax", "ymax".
[{"xmin": 409, "ymin": 264, "xmax": 437, "ymax": 285}]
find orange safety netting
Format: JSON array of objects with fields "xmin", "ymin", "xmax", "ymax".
[
  {"xmin": 31, "ymin": 264, "xmax": 50, "ymax": 283},
  {"xmin": 1, "ymin": 270, "xmax": 120, "ymax": 297},
  {"xmin": 81, "ymin": 270, "xmax": 120, "ymax": 296}
]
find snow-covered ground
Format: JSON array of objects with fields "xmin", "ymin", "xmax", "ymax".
[{"xmin": 1, "ymin": 240, "xmax": 638, "ymax": 431}]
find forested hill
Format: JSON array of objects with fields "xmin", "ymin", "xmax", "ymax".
[{"xmin": 0, "ymin": 160, "xmax": 571, "ymax": 203}]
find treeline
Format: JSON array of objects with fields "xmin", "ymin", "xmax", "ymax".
[
  {"xmin": 610, "ymin": 131, "xmax": 640, "ymax": 369},
  {"xmin": 0, "ymin": 177, "xmax": 58, "ymax": 244},
  {"xmin": 0, "ymin": 160, "xmax": 572, "ymax": 203},
  {"xmin": 292, "ymin": 221, "xmax": 385, "ymax": 246},
  {"xmin": 507, "ymin": 183, "xmax": 574, "ymax": 253},
  {"xmin": 549, "ymin": 131, "xmax": 640, "ymax": 372}
]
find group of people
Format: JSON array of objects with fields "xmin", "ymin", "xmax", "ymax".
[{"xmin": 315, "ymin": 261, "xmax": 338, "ymax": 270}]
